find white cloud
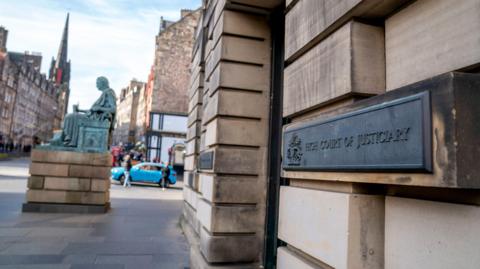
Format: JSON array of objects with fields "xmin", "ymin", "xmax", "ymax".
[{"xmin": 0, "ymin": 0, "xmax": 201, "ymax": 111}]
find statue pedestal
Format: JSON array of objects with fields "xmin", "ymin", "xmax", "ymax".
[{"xmin": 22, "ymin": 149, "xmax": 112, "ymax": 213}]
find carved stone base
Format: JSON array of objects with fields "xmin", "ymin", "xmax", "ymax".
[{"xmin": 25, "ymin": 149, "xmax": 112, "ymax": 213}]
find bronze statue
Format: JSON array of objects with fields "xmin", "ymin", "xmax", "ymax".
[{"xmin": 47, "ymin": 76, "xmax": 116, "ymax": 152}]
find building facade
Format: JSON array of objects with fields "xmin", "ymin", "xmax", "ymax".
[
  {"xmin": 0, "ymin": 51, "xmax": 60, "ymax": 149},
  {"xmin": 145, "ymin": 9, "xmax": 201, "ymax": 162},
  {"xmin": 182, "ymin": 1, "xmax": 480, "ymax": 269},
  {"xmin": 111, "ymin": 79, "xmax": 146, "ymax": 146},
  {"xmin": 0, "ymin": 15, "xmax": 70, "ymax": 150}
]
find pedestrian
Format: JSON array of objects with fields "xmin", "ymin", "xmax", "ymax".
[
  {"xmin": 161, "ymin": 162, "xmax": 171, "ymax": 190},
  {"xmin": 123, "ymin": 155, "xmax": 132, "ymax": 188},
  {"xmin": 117, "ymin": 151, "xmax": 124, "ymax": 167}
]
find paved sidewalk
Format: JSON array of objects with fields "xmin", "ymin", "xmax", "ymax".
[{"xmin": 0, "ymin": 158, "xmax": 189, "ymax": 269}]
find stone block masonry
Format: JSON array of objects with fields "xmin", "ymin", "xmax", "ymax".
[
  {"xmin": 181, "ymin": 6, "xmax": 206, "ymax": 256},
  {"xmin": 189, "ymin": 1, "xmax": 272, "ymax": 267},
  {"xmin": 284, "ymin": 0, "xmax": 409, "ymax": 62},
  {"xmin": 385, "ymin": 0, "xmax": 480, "ymax": 90},
  {"xmin": 385, "ymin": 196, "xmax": 480, "ymax": 268},
  {"xmin": 283, "ymin": 72, "xmax": 480, "ymax": 189},
  {"xmin": 283, "ymin": 21, "xmax": 385, "ymax": 117},
  {"xmin": 150, "ymin": 9, "xmax": 201, "ymax": 115},
  {"xmin": 278, "ymin": 186, "xmax": 384, "ymax": 269},
  {"xmin": 183, "ymin": 1, "xmax": 480, "ymax": 269},
  {"xmin": 23, "ymin": 149, "xmax": 112, "ymax": 213}
]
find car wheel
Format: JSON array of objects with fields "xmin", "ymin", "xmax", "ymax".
[{"xmin": 119, "ymin": 175, "xmax": 125, "ymax": 185}]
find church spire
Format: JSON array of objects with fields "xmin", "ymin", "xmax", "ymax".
[
  {"xmin": 49, "ymin": 13, "xmax": 70, "ymax": 86},
  {"xmin": 56, "ymin": 13, "xmax": 69, "ymax": 68}
]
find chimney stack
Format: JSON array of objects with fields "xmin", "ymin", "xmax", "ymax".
[{"xmin": 0, "ymin": 26, "xmax": 8, "ymax": 53}]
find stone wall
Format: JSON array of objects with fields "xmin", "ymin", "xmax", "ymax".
[
  {"xmin": 182, "ymin": 1, "xmax": 277, "ymax": 268},
  {"xmin": 182, "ymin": 2, "xmax": 205, "ymax": 248},
  {"xmin": 277, "ymin": 0, "xmax": 480, "ymax": 268},
  {"xmin": 183, "ymin": 1, "xmax": 480, "ymax": 268},
  {"xmin": 112, "ymin": 79, "xmax": 145, "ymax": 145},
  {"xmin": 385, "ymin": 0, "xmax": 480, "ymax": 90},
  {"xmin": 149, "ymin": 10, "xmax": 201, "ymax": 116}
]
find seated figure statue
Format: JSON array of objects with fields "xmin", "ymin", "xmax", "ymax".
[{"xmin": 47, "ymin": 76, "xmax": 116, "ymax": 152}]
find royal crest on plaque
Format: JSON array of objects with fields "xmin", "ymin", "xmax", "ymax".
[{"xmin": 286, "ymin": 133, "xmax": 303, "ymax": 166}]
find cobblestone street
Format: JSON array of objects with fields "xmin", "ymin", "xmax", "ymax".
[{"xmin": 0, "ymin": 158, "xmax": 189, "ymax": 269}]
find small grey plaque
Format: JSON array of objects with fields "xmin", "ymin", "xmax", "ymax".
[
  {"xmin": 199, "ymin": 151, "xmax": 214, "ymax": 170},
  {"xmin": 283, "ymin": 92, "xmax": 432, "ymax": 172}
]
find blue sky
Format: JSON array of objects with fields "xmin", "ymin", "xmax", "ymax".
[{"xmin": 0, "ymin": 0, "xmax": 201, "ymax": 111}]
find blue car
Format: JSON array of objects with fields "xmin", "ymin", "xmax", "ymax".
[{"xmin": 111, "ymin": 162, "xmax": 177, "ymax": 187}]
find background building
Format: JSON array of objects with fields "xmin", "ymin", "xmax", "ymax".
[
  {"xmin": 182, "ymin": 1, "xmax": 480, "ymax": 269},
  {"xmin": 0, "ymin": 50, "xmax": 59, "ymax": 150},
  {"xmin": 111, "ymin": 79, "xmax": 146, "ymax": 146},
  {"xmin": 144, "ymin": 9, "xmax": 201, "ymax": 162},
  {"xmin": 0, "ymin": 15, "xmax": 70, "ymax": 151}
]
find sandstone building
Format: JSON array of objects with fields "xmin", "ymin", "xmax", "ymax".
[
  {"xmin": 144, "ymin": 9, "xmax": 201, "ymax": 162},
  {"xmin": 0, "ymin": 50, "xmax": 60, "ymax": 149},
  {"xmin": 111, "ymin": 79, "xmax": 146, "ymax": 145},
  {"xmin": 181, "ymin": 1, "xmax": 480, "ymax": 268},
  {"xmin": 0, "ymin": 15, "xmax": 70, "ymax": 150}
]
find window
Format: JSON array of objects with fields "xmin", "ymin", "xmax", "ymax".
[
  {"xmin": 1, "ymin": 108, "xmax": 8, "ymax": 118},
  {"xmin": 139, "ymin": 165, "xmax": 152, "ymax": 171},
  {"xmin": 4, "ymin": 93, "xmax": 11, "ymax": 103},
  {"xmin": 150, "ymin": 113, "xmax": 187, "ymax": 132},
  {"xmin": 149, "ymin": 135, "xmax": 160, "ymax": 148},
  {"xmin": 148, "ymin": 149, "xmax": 157, "ymax": 162},
  {"xmin": 147, "ymin": 113, "xmax": 187, "ymax": 162},
  {"xmin": 7, "ymin": 76, "xmax": 14, "ymax": 87},
  {"xmin": 151, "ymin": 114, "xmax": 160, "ymax": 131},
  {"xmin": 147, "ymin": 135, "xmax": 161, "ymax": 162},
  {"xmin": 160, "ymin": 136, "xmax": 185, "ymax": 162},
  {"xmin": 163, "ymin": 115, "xmax": 187, "ymax": 133}
]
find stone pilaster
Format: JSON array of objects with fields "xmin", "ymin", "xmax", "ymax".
[
  {"xmin": 191, "ymin": 1, "xmax": 273, "ymax": 267},
  {"xmin": 182, "ymin": 6, "xmax": 207, "ymax": 247}
]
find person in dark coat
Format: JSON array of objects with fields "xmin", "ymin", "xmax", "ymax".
[{"xmin": 161, "ymin": 162, "xmax": 171, "ymax": 189}]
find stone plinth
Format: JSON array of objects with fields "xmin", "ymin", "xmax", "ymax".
[{"xmin": 22, "ymin": 149, "xmax": 111, "ymax": 213}]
